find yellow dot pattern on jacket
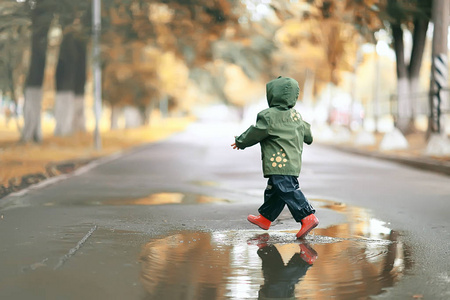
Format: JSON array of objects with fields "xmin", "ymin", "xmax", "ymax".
[
  {"xmin": 269, "ymin": 149, "xmax": 288, "ymax": 168},
  {"xmin": 291, "ymin": 110, "xmax": 301, "ymax": 121}
]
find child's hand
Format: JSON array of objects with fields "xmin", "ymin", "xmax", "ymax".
[{"xmin": 231, "ymin": 143, "xmax": 241, "ymax": 150}]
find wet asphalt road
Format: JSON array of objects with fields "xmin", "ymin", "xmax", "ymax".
[{"xmin": 0, "ymin": 120, "xmax": 449, "ymax": 300}]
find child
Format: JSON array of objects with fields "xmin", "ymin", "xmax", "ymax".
[{"xmin": 231, "ymin": 76, "xmax": 318, "ymax": 239}]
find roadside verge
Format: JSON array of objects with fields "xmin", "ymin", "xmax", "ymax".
[
  {"xmin": 329, "ymin": 144, "xmax": 450, "ymax": 176},
  {"xmin": 0, "ymin": 117, "xmax": 193, "ymax": 199}
]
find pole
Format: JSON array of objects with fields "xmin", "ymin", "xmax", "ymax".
[
  {"xmin": 429, "ymin": 0, "xmax": 448, "ymax": 135},
  {"xmin": 373, "ymin": 44, "xmax": 381, "ymax": 133},
  {"xmin": 349, "ymin": 46, "xmax": 361, "ymax": 130},
  {"xmin": 92, "ymin": 0, "xmax": 102, "ymax": 150}
]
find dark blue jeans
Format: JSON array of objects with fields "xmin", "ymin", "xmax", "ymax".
[{"xmin": 258, "ymin": 175, "xmax": 315, "ymax": 222}]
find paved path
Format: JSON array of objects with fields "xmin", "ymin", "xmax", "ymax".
[{"xmin": 1, "ymin": 121, "xmax": 449, "ymax": 299}]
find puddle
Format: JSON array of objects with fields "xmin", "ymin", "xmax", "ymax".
[
  {"xmin": 190, "ymin": 180, "xmax": 219, "ymax": 187},
  {"xmin": 138, "ymin": 200, "xmax": 411, "ymax": 299},
  {"xmin": 37, "ymin": 193, "xmax": 230, "ymax": 207},
  {"xmin": 103, "ymin": 193, "xmax": 230, "ymax": 206}
]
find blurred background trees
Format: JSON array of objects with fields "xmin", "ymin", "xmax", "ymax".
[
  {"xmin": 0, "ymin": 0, "xmax": 449, "ymax": 150},
  {"xmin": 0, "ymin": 0, "xmax": 30, "ymax": 132}
]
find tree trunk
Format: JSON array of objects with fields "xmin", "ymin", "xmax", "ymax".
[
  {"xmin": 124, "ymin": 106, "xmax": 143, "ymax": 128},
  {"xmin": 21, "ymin": 1, "xmax": 51, "ymax": 143},
  {"xmin": 144, "ymin": 101, "xmax": 154, "ymax": 125},
  {"xmin": 409, "ymin": 18, "xmax": 428, "ymax": 78},
  {"xmin": 73, "ymin": 36, "xmax": 87, "ymax": 133},
  {"xmin": 409, "ymin": 75, "xmax": 421, "ymax": 122},
  {"xmin": 392, "ymin": 23, "xmax": 414, "ymax": 134},
  {"xmin": 390, "ymin": 16, "xmax": 429, "ymax": 135},
  {"xmin": 54, "ymin": 91, "xmax": 75, "ymax": 136},
  {"xmin": 6, "ymin": 63, "xmax": 22, "ymax": 132},
  {"xmin": 409, "ymin": 18, "xmax": 429, "ymax": 132},
  {"xmin": 110, "ymin": 105, "xmax": 121, "ymax": 130},
  {"xmin": 73, "ymin": 94, "xmax": 85, "ymax": 132},
  {"xmin": 303, "ymin": 69, "xmax": 314, "ymax": 108},
  {"xmin": 22, "ymin": 87, "xmax": 43, "ymax": 142},
  {"xmin": 54, "ymin": 32, "xmax": 76, "ymax": 136},
  {"xmin": 396, "ymin": 77, "xmax": 412, "ymax": 132}
]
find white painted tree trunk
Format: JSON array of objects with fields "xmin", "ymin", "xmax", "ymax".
[
  {"xmin": 144, "ymin": 103, "xmax": 153, "ymax": 125},
  {"xmin": 21, "ymin": 87, "xmax": 43, "ymax": 143},
  {"xmin": 440, "ymin": 92, "xmax": 448, "ymax": 135},
  {"xmin": 425, "ymin": 134, "xmax": 450, "ymax": 156},
  {"xmin": 303, "ymin": 69, "xmax": 314, "ymax": 107},
  {"xmin": 110, "ymin": 105, "xmax": 122, "ymax": 130},
  {"xmin": 124, "ymin": 106, "xmax": 143, "ymax": 128},
  {"xmin": 396, "ymin": 77, "xmax": 413, "ymax": 133},
  {"xmin": 54, "ymin": 91, "xmax": 75, "ymax": 136},
  {"xmin": 72, "ymin": 95, "xmax": 86, "ymax": 132},
  {"xmin": 410, "ymin": 76, "xmax": 420, "ymax": 119},
  {"xmin": 380, "ymin": 127, "xmax": 409, "ymax": 151}
]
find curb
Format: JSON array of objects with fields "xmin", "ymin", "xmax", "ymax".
[
  {"xmin": 328, "ymin": 145, "xmax": 450, "ymax": 176},
  {"xmin": 0, "ymin": 152, "xmax": 124, "ymax": 203}
]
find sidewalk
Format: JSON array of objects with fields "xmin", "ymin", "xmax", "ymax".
[
  {"xmin": 0, "ymin": 117, "xmax": 193, "ymax": 199},
  {"xmin": 317, "ymin": 129, "xmax": 450, "ymax": 176}
]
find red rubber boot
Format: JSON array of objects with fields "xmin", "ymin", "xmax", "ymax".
[
  {"xmin": 247, "ymin": 214, "xmax": 271, "ymax": 230},
  {"xmin": 296, "ymin": 214, "xmax": 319, "ymax": 239},
  {"xmin": 299, "ymin": 243, "xmax": 318, "ymax": 264}
]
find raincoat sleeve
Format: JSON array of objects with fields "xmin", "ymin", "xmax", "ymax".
[
  {"xmin": 303, "ymin": 121, "xmax": 313, "ymax": 145},
  {"xmin": 235, "ymin": 112, "xmax": 270, "ymax": 149}
]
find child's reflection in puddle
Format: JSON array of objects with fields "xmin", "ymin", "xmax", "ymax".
[{"xmin": 250, "ymin": 233, "xmax": 317, "ymax": 300}]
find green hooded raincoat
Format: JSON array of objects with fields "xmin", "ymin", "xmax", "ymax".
[{"xmin": 235, "ymin": 76, "xmax": 313, "ymax": 178}]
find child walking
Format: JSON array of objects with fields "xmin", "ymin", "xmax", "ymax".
[{"xmin": 231, "ymin": 76, "xmax": 318, "ymax": 239}]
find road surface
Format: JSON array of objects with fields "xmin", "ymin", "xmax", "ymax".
[{"xmin": 1, "ymin": 120, "xmax": 449, "ymax": 299}]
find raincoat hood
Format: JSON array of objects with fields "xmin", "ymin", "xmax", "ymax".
[{"xmin": 266, "ymin": 76, "xmax": 299, "ymax": 109}]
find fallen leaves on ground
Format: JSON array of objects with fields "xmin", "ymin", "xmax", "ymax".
[{"xmin": 0, "ymin": 116, "xmax": 193, "ymax": 197}]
